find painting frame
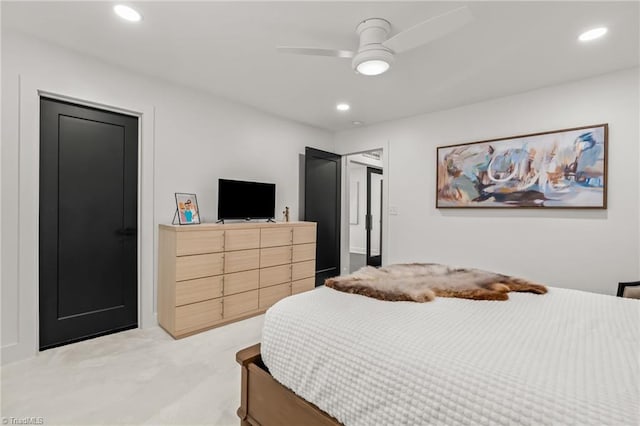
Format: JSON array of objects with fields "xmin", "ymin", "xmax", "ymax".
[
  {"xmin": 175, "ymin": 192, "xmax": 201, "ymax": 225},
  {"xmin": 436, "ymin": 124, "xmax": 608, "ymax": 209}
]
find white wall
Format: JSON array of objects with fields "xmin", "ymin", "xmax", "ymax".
[
  {"xmin": 335, "ymin": 68, "xmax": 640, "ymax": 295},
  {"xmin": 1, "ymin": 31, "xmax": 333, "ymax": 363},
  {"xmin": 349, "ymin": 163, "xmax": 367, "ymax": 253}
]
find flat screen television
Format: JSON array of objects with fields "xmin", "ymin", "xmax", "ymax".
[{"xmin": 218, "ymin": 179, "xmax": 276, "ymax": 220}]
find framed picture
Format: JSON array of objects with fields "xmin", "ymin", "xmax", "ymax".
[
  {"xmin": 436, "ymin": 124, "xmax": 608, "ymax": 208},
  {"xmin": 175, "ymin": 193, "xmax": 201, "ymax": 225}
]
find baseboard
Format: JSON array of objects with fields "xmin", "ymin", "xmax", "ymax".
[
  {"xmin": 142, "ymin": 311, "xmax": 158, "ymax": 328},
  {"xmin": 2, "ymin": 342, "xmax": 35, "ymax": 365}
]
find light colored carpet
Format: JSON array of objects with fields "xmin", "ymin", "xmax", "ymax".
[{"xmin": 1, "ymin": 315, "xmax": 264, "ymax": 425}]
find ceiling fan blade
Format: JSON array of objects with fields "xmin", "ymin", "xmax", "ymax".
[
  {"xmin": 382, "ymin": 6, "xmax": 473, "ymax": 54},
  {"xmin": 276, "ymin": 46, "xmax": 354, "ymax": 59}
]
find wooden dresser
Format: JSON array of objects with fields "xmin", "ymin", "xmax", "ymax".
[{"xmin": 158, "ymin": 221, "xmax": 317, "ymax": 338}]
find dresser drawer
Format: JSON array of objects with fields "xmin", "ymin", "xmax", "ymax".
[
  {"xmin": 176, "ymin": 275, "xmax": 223, "ymax": 306},
  {"xmin": 260, "ymin": 264, "xmax": 292, "ymax": 288},
  {"xmin": 292, "ymin": 243, "xmax": 315, "ymax": 263},
  {"xmin": 176, "ymin": 230, "xmax": 224, "ymax": 256},
  {"xmin": 292, "ymin": 277, "xmax": 315, "ymax": 295},
  {"xmin": 175, "ymin": 298, "xmax": 222, "ymax": 333},
  {"xmin": 225, "ymin": 249, "xmax": 259, "ymax": 274},
  {"xmin": 261, "ymin": 227, "xmax": 293, "ymax": 248},
  {"xmin": 260, "ymin": 246, "xmax": 292, "ymax": 268},
  {"xmin": 293, "ymin": 225, "xmax": 316, "ymax": 245},
  {"xmin": 292, "ymin": 260, "xmax": 315, "ymax": 281},
  {"xmin": 225, "ymin": 229, "xmax": 260, "ymax": 251},
  {"xmin": 259, "ymin": 282, "xmax": 291, "ymax": 309},
  {"xmin": 223, "ymin": 290, "xmax": 259, "ymax": 318},
  {"xmin": 224, "ymin": 269, "xmax": 259, "ymax": 295},
  {"xmin": 176, "ymin": 253, "xmax": 224, "ymax": 281}
]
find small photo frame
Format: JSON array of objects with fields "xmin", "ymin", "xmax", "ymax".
[{"xmin": 175, "ymin": 193, "xmax": 201, "ymax": 225}]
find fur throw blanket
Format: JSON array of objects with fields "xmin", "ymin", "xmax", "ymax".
[{"xmin": 325, "ymin": 263, "xmax": 547, "ymax": 302}]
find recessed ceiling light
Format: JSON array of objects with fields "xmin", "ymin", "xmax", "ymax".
[
  {"xmin": 336, "ymin": 103, "xmax": 350, "ymax": 112},
  {"xmin": 114, "ymin": 5, "xmax": 142, "ymax": 22},
  {"xmin": 352, "ymin": 121, "xmax": 363, "ymax": 126},
  {"xmin": 578, "ymin": 27, "xmax": 607, "ymax": 42}
]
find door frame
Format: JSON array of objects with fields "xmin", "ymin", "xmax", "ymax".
[
  {"xmin": 339, "ymin": 146, "xmax": 389, "ymax": 276},
  {"xmin": 2, "ymin": 76, "xmax": 155, "ymax": 363}
]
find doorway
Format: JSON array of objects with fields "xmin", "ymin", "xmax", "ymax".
[
  {"xmin": 347, "ymin": 151, "xmax": 383, "ymax": 272},
  {"xmin": 39, "ymin": 97, "xmax": 139, "ymax": 350},
  {"xmin": 366, "ymin": 167, "xmax": 383, "ymax": 267}
]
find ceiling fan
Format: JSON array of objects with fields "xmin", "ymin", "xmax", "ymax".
[{"xmin": 277, "ymin": 6, "xmax": 473, "ymax": 76}]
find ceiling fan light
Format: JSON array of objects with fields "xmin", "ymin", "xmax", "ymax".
[
  {"xmin": 352, "ymin": 48, "xmax": 394, "ymax": 76},
  {"xmin": 356, "ymin": 60, "xmax": 390, "ymax": 76}
]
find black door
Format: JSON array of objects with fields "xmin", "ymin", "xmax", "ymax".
[
  {"xmin": 304, "ymin": 147, "xmax": 341, "ymax": 286},
  {"xmin": 40, "ymin": 98, "xmax": 138, "ymax": 350},
  {"xmin": 366, "ymin": 167, "xmax": 383, "ymax": 267}
]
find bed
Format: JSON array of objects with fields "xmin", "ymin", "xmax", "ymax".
[{"xmin": 237, "ymin": 285, "xmax": 639, "ymax": 425}]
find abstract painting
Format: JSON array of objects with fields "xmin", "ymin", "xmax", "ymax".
[{"xmin": 436, "ymin": 124, "xmax": 608, "ymax": 208}]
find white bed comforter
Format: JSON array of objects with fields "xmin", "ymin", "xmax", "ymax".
[{"xmin": 262, "ymin": 286, "xmax": 640, "ymax": 426}]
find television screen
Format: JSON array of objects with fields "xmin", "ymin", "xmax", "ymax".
[{"xmin": 218, "ymin": 179, "xmax": 276, "ymax": 220}]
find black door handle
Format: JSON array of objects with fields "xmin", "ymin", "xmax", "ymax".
[{"xmin": 116, "ymin": 228, "xmax": 137, "ymax": 236}]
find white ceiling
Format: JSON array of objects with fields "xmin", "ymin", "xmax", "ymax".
[{"xmin": 3, "ymin": 1, "xmax": 639, "ymax": 131}]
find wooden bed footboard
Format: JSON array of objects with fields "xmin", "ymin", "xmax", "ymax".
[{"xmin": 236, "ymin": 344, "xmax": 341, "ymax": 426}]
